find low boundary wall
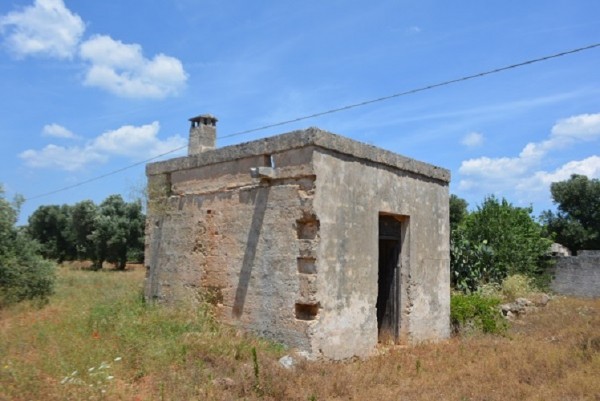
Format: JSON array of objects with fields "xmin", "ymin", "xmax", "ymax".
[{"xmin": 550, "ymin": 251, "xmax": 600, "ymax": 298}]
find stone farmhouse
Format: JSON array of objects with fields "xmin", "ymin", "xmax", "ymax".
[{"xmin": 145, "ymin": 114, "xmax": 451, "ymax": 360}]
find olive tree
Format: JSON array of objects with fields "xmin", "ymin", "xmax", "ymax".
[
  {"xmin": 27, "ymin": 204, "xmax": 75, "ymax": 262},
  {"xmin": 70, "ymin": 200, "xmax": 98, "ymax": 260},
  {"xmin": 541, "ymin": 174, "xmax": 600, "ymax": 252},
  {"xmin": 89, "ymin": 195, "xmax": 144, "ymax": 270}
]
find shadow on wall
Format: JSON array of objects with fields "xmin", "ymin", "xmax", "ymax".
[{"xmin": 232, "ymin": 186, "xmax": 271, "ymax": 317}]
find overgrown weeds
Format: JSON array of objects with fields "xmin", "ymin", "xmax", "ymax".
[
  {"xmin": 450, "ymin": 273, "xmax": 551, "ymax": 335},
  {"xmin": 0, "ymin": 265, "xmax": 284, "ymax": 400},
  {"xmin": 501, "ymin": 274, "xmax": 536, "ymax": 301},
  {"xmin": 450, "ymin": 292, "xmax": 507, "ymax": 334},
  {"xmin": 1, "ymin": 264, "xmax": 599, "ymax": 400}
]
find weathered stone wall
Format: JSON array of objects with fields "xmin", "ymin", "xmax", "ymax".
[
  {"xmin": 309, "ymin": 149, "xmax": 450, "ymax": 359},
  {"xmin": 145, "ymin": 128, "xmax": 451, "ymax": 360},
  {"xmin": 550, "ymin": 251, "xmax": 600, "ymax": 298},
  {"xmin": 146, "ymin": 147, "xmax": 318, "ymax": 350}
]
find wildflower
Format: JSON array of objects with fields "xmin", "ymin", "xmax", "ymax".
[
  {"xmin": 61, "ymin": 370, "xmax": 83, "ymax": 385},
  {"xmin": 92, "ymin": 331, "xmax": 100, "ymax": 339},
  {"xmin": 114, "ymin": 356, "xmax": 122, "ymax": 362}
]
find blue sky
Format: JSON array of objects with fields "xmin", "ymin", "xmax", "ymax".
[{"xmin": 1, "ymin": 0, "xmax": 599, "ymax": 224}]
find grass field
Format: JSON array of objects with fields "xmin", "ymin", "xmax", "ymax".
[{"xmin": 1, "ymin": 264, "xmax": 599, "ymax": 400}]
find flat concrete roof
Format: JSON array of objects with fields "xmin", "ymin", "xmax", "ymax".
[{"xmin": 146, "ymin": 127, "xmax": 450, "ymax": 183}]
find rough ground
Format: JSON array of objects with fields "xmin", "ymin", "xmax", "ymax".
[{"xmin": 1, "ymin": 265, "xmax": 599, "ymax": 400}]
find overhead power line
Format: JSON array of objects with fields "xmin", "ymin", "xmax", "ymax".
[
  {"xmin": 24, "ymin": 42, "xmax": 600, "ymax": 202},
  {"xmin": 219, "ymin": 42, "xmax": 600, "ymax": 140}
]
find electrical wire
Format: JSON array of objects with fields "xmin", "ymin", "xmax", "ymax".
[
  {"xmin": 219, "ymin": 43, "xmax": 600, "ymax": 140},
  {"xmin": 23, "ymin": 42, "xmax": 600, "ymax": 201}
]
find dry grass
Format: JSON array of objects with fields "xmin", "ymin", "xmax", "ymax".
[{"xmin": 1, "ymin": 264, "xmax": 599, "ymax": 400}]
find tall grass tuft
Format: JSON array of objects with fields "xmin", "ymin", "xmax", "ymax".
[{"xmin": 500, "ymin": 273, "xmax": 536, "ymax": 301}]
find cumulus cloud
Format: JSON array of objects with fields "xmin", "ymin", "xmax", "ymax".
[
  {"xmin": 0, "ymin": 0, "xmax": 84, "ymax": 59},
  {"xmin": 79, "ymin": 35, "xmax": 187, "ymax": 98},
  {"xmin": 91, "ymin": 122, "xmax": 187, "ymax": 158},
  {"xmin": 20, "ymin": 121, "xmax": 187, "ymax": 171},
  {"xmin": 461, "ymin": 132, "xmax": 484, "ymax": 148},
  {"xmin": 551, "ymin": 113, "xmax": 600, "ymax": 141},
  {"xmin": 460, "ymin": 155, "xmax": 529, "ymax": 178},
  {"xmin": 518, "ymin": 156, "xmax": 600, "ymax": 193},
  {"xmin": 458, "ymin": 112, "xmax": 600, "ymax": 199},
  {"xmin": 42, "ymin": 123, "xmax": 77, "ymax": 139},
  {"xmin": 1, "ymin": 1, "xmax": 187, "ymax": 98},
  {"xmin": 19, "ymin": 144, "xmax": 105, "ymax": 171}
]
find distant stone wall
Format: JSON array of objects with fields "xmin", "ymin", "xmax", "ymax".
[{"xmin": 550, "ymin": 251, "xmax": 600, "ymax": 298}]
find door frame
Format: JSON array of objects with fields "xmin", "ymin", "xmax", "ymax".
[{"xmin": 377, "ymin": 214, "xmax": 404, "ymax": 343}]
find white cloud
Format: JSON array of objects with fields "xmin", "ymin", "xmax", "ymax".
[
  {"xmin": 508, "ymin": 113, "xmax": 600, "ymax": 160},
  {"xmin": 42, "ymin": 123, "xmax": 77, "ymax": 139},
  {"xmin": 0, "ymin": 0, "xmax": 84, "ymax": 59},
  {"xmin": 19, "ymin": 144, "xmax": 105, "ymax": 171},
  {"xmin": 1, "ymin": 2, "xmax": 187, "ymax": 99},
  {"xmin": 407, "ymin": 26, "xmax": 421, "ymax": 34},
  {"xmin": 458, "ymin": 112, "xmax": 600, "ymax": 200},
  {"xmin": 91, "ymin": 122, "xmax": 187, "ymax": 159},
  {"xmin": 79, "ymin": 35, "xmax": 188, "ymax": 98},
  {"xmin": 518, "ymin": 156, "xmax": 600, "ymax": 193},
  {"xmin": 460, "ymin": 155, "xmax": 532, "ymax": 178},
  {"xmin": 551, "ymin": 113, "xmax": 600, "ymax": 141},
  {"xmin": 20, "ymin": 121, "xmax": 187, "ymax": 171},
  {"xmin": 461, "ymin": 132, "xmax": 484, "ymax": 148}
]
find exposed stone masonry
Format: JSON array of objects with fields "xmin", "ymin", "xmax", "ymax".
[{"xmin": 145, "ymin": 117, "xmax": 451, "ymax": 359}]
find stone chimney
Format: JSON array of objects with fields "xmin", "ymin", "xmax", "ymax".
[{"xmin": 188, "ymin": 114, "xmax": 218, "ymax": 155}]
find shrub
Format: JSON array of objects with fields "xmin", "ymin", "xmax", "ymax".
[
  {"xmin": 476, "ymin": 282, "xmax": 502, "ymax": 299},
  {"xmin": 501, "ymin": 274, "xmax": 535, "ymax": 301},
  {"xmin": 451, "ymin": 195, "xmax": 553, "ymax": 293},
  {"xmin": 0, "ymin": 186, "xmax": 56, "ymax": 307},
  {"xmin": 451, "ymin": 230, "xmax": 495, "ymax": 293},
  {"xmin": 450, "ymin": 292, "xmax": 506, "ymax": 335},
  {"xmin": 0, "ymin": 248, "xmax": 55, "ymax": 307}
]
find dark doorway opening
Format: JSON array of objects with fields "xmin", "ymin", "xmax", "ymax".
[{"xmin": 377, "ymin": 215, "xmax": 402, "ymax": 343}]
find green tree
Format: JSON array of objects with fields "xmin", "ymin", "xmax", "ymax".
[
  {"xmin": 450, "ymin": 194, "xmax": 469, "ymax": 230},
  {"xmin": 27, "ymin": 204, "xmax": 75, "ymax": 262},
  {"xmin": 0, "ymin": 185, "xmax": 55, "ymax": 307},
  {"xmin": 451, "ymin": 195, "xmax": 552, "ymax": 292},
  {"xmin": 70, "ymin": 200, "xmax": 98, "ymax": 260},
  {"xmin": 541, "ymin": 174, "xmax": 600, "ymax": 252},
  {"xmin": 89, "ymin": 195, "xmax": 145, "ymax": 270}
]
